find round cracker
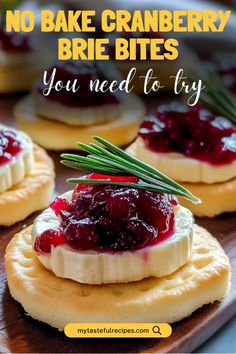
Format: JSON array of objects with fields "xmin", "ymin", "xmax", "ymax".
[
  {"xmin": 14, "ymin": 95, "xmax": 145, "ymax": 150},
  {"xmin": 5, "ymin": 224, "xmax": 230, "ymax": 329},
  {"xmin": 0, "ymin": 145, "xmax": 54, "ymax": 226},
  {"xmin": 179, "ymin": 179, "xmax": 236, "ymax": 217}
]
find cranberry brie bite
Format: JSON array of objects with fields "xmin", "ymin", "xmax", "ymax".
[
  {"xmin": 0, "ymin": 124, "xmax": 54, "ymax": 226},
  {"xmin": 32, "ymin": 175, "xmax": 193, "ymax": 284},
  {"xmin": 5, "ymin": 137, "xmax": 230, "ymax": 328},
  {"xmin": 14, "ymin": 61, "xmax": 145, "ymax": 150},
  {"xmin": 0, "ymin": 26, "xmax": 52, "ymax": 93},
  {"xmin": 108, "ymin": 32, "xmax": 179, "ymax": 94},
  {"xmin": 127, "ymin": 102, "xmax": 236, "ymax": 217}
]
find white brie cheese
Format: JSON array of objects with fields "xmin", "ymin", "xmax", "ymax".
[{"xmin": 34, "ymin": 92, "xmax": 138, "ymax": 127}]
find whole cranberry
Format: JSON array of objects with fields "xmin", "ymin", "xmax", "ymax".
[
  {"xmin": 64, "ymin": 217, "xmax": 99, "ymax": 250},
  {"xmin": 106, "ymin": 188, "xmax": 139, "ymax": 220},
  {"xmin": 127, "ymin": 218, "xmax": 158, "ymax": 247},
  {"xmin": 50, "ymin": 198, "xmax": 71, "ymax": 217},
  {"xmin": 139, "ymin": 191, "xmax": 174, "ymax": 233},
  {"xmin": 34, "ymin": 229, "xmax": 65, "ymax": 253}
]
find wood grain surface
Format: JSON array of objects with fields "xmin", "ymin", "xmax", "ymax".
[{"xmin": 0, "ymin": 95, "xmax": 235, "ymax": 353}]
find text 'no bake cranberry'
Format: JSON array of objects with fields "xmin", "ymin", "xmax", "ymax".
[
  {"xmin": 34, "ymin": 173, "xmax": 177, "ymax": 253},
  {"xmin": 37, "ymin": 61, "xmax": 121, "ymax": 107},
  {"xmin": 139, "ymin": 102, "xmax": 236, "ymax": 165},
  {"xmin": 0, "ymin": 129, "xmax": 23, "ymax": 165}
]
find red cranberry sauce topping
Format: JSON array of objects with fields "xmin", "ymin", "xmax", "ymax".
[
  {"xmin": 0, "ymin": 26, "xmax": 32, "ymax": 52},
  {"xmin": 34, "ymin": 229, "xmax": 65, "ymax": 253},
  {"xmin": 34, "ymin": 174, "xmax": 177, "ymax": 254},
  {"xmin": 218, "ymin": 59, "xmax": 236, "ymax": 95},
  {"xmin": 139, "ymin": 102, "xmax": 236, "ymax": 165},
  {"xmin": 36, "ymin": 61, "xmax": 120, "ymax": 108},
  {"xmin": 0, "ymin": 129, "xmax": 23, "ymax": 166}
]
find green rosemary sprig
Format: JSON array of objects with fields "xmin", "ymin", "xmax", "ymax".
[
  {"xmin": 61, "ymin": 137, "xmax": 201, "ymax": 204},
  {"xmin": 193, "ymin": 69, "xmax": 236, "ymax": 123}
]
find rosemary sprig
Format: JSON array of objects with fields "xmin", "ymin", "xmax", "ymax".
[
  {"xmin": 61, "ymin": 137, "xmax": 201, "ymax": 204},
  {"xmin": 193, "ymin": 69, "xmax": 236, "ymax": 123}
]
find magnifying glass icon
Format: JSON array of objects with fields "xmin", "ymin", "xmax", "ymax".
[{"xmin": 152, "ymin": 325, "xmax": 162, "ymax": 335}]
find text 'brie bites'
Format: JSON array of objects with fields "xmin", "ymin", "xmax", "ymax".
[
  {"xmin": 32, "ymin": 188, "xmax": 193, "ymax": 284},
  {"xmin": 0, "ymin": 26, "xmax": 53, "ymax": 93},
  {"xmin": 15, "ymin": 61, "xmax": 145, "ymax": 150},
  {"xmin": 127, "ymin": 102, "xmax": 236, "ymax": 217},
  {"xmin": 0, "ymin": 125, "xmax": 55, "ymax": 226}
]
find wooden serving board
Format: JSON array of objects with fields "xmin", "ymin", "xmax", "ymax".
[{"xmin": 0, "ymin": 95, "xmax": 236, "ymax": 353}]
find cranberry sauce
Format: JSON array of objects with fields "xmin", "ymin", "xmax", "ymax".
[
  {"xmin": 34, "ymin": 229, "xmax": 65, "ymax": 254},
  {"xmin": 139, "ymin": 102, "xmax": 236, "ymax": 165},
  {"xmin": 108, "ymin": 31, "xmax": 165, "ymax": 59},
  {"xmin": 218, "ymin": 59, "xmax": 236, "ymax": 95},
  {"xmin": 0, "ymin": 129, "xmax": 23, "ymax": 166},
  {"xmin": 34, "ymin": 173, "xmax": 177, "ymax": 254},
  {"xmin": 36, "ymin": 61, "xmax": 120, "ymax": 108},
  {"xmin": 0, "ymin": 26, "xmax": 32, "ymax": 52}
]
